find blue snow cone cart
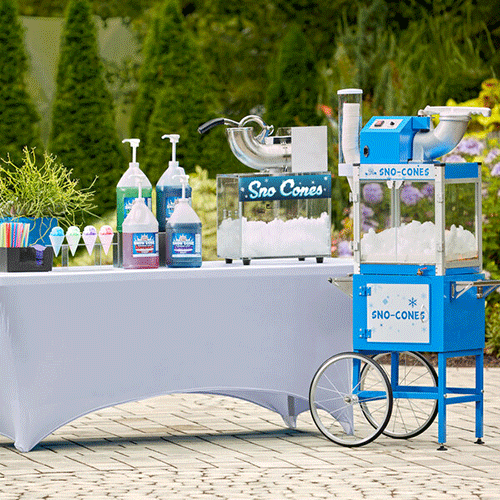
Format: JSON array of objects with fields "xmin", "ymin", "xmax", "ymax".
[{"xmin": 309, "ymin": 91, "xmax": 500, "ymax": 448}]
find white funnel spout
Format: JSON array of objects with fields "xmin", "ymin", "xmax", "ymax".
[
  {"xmin": 412, "ymin": 116, "xmax": 469, "ymax": 162},
  {"xmin": 413, "ymin": 105, "xmax": 491, "ymax": 162}
]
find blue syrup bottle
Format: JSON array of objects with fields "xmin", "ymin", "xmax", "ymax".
[
  {"xmin": 156, "ymin": 134, "xmax": 192, "ymax": 232},
  {"xmin": 165, "ymin": 174, "xmax": 202, "ymax": 268}
]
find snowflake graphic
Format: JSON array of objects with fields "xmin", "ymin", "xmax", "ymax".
[{"xmin": 408, "ymin": 297, "xmax": 417, "ymax": 308}]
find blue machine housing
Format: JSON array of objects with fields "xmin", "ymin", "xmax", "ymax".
[
  {"xmin": 360, "ymin": 116, "xmax": 431, "ymax": 164},
  {"xmin": 353, "ymin": 271, "xmax": 485, "ymax": 353}
]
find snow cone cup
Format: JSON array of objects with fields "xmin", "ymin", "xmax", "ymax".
[
  {"xmin": 66, "ymin": 226, "xmax": 81, "ymax": 256},
  {"xmin": 99, "ymin": 225, "xmax": 114, "ymax": 255},
  {"xmin": 82, "ymin": 225, "xmax": 97, "ymax": 255},
  {"xmin": 49, "ymin": 226, "xmax": 65, "ymax": 257}
]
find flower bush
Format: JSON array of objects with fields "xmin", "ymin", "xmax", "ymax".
[
  {"xmin": 442, "ymin": 132, "xmax": 500, "ymax": 358},
  {"xmin": 331, "ymin": 208, "xmax": 353, "ymax": 257},
  {"xmin": 446, "ymin": 79, "xmax": 500, "ymax": 136},
  {"xmin": 442, "ymin": 135, "xmax": 500, "ymax": 279}
]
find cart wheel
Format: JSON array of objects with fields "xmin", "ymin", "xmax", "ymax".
[
  {"xmin": 309, "ymin": 352, "xmax": 393, "ymax": 447},
  {"xmin": 362, "ymin": 352, "xmax": 438, "ymax": 439}
]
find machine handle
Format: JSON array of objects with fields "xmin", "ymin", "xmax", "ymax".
[
  {"xmin": 419, "ymin": 106, "xmax": 491, "ymax": 118},
  {"xmin": 197, "ymin": 117, "xmax": 239, "ymax": 135}
]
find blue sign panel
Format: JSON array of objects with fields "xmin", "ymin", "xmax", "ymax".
[
  {"xmin": 238, "ymin": 174, "xmax": 331, "ymax": 202},
  {"xmin": 359, "ymin": 163, "xmax": 434, "ymax": 181}
]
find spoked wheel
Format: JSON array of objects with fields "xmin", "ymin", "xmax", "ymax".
[
  {"xmin": 309, "ymin": 352, "xmax": 393, "ymax": 447},
  {"xmin": 362, "ymin": 352, "xmax": 438, "ymax": 439}
]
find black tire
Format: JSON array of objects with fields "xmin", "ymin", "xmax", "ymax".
[{"xmin": 309, "ymin": 352, "xmax": 393, "ymax": 447}]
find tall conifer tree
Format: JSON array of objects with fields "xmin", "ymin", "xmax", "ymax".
[
  {"xmin": 131, "ymin": 0, "xmax": 233, "ymax": 180},
  {"xmin": 49, "ymin": 0, "xmax": 125, "ymax": 216},
  {"xmin": 0, "ymin": 0, "xmax": 42, "ymax": 164},
  {"xmin": 265, "ymin": 25, "xmax": 321, "ymax": 128}
]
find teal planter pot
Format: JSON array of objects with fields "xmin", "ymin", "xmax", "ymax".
[{"xmin": 0, "ymin": 217, "xmax": 58, "ymax": 246}]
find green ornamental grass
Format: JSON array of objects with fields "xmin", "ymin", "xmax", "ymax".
[{"xmin": 0, "ymin": 147, "xmax": 96, "ymax": 228}]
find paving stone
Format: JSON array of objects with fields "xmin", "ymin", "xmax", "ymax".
[{"xmin": 0, "ymin": 370, "xmax": 499, "ymax": 498}]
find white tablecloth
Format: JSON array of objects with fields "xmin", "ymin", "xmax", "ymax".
[{"xmin": 0, "ymin": 258, "xmax": 353, "ymax": 451}]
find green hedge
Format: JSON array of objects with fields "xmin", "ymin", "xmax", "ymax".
[
  {"xmin": 0, "ymin": 0, "xmax": 43, "ymax": 165},
  {"xmin": 48, "ymin": 0, "xmax": 125, "ymax": 218}
]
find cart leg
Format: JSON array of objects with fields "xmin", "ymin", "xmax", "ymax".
[
  {"xmin": 475, "ymin": 350, "xmax": 484, "ymax": 444},
  {"xmin": 437, "ymin": 352, "xmax": 447, "ymax": 450},
  {"xmin": 390, "ymin": 352, "xmax": 399, "ymax": 390}
]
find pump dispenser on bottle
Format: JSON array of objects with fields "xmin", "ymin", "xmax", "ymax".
[
  {"xmin": 156, "ymin": 134, "xmax": 192, "ymax": 232},
  {"xmin": 117, "ymin": 139, "xmax": 153, "ymax": 233},
  {"xmin": 165, "ymin": 174, "xmax": 202, "ymax": 268},
  {"xmin": 122, "ymin": 177, "xmax": 159, "ymax": 269}
]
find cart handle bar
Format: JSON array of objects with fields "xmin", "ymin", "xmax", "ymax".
[{"xmin": 451, "ymin": 280, "xmax": 500, "ymax": 300}]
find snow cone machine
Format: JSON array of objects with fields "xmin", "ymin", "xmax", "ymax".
[
  {"xmin": 198, "ymin": 115, "xmax": 331, "ymax": 264},
  {"xmin": 309, "ymin": 89, "xmax": 500, "ymax": 448}
]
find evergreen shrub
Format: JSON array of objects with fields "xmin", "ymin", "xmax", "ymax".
[
  {"xmin": 131, "ymin": 0, "xmax": 234, "ymax": 181},
  {"xmin": 49, "ymin": 0, "xmax": 125, "ymax": 218},
  {"xmin": 265, "ymin": 24, "xmax": 321, "ymax": 128},
  {"xmin": 0, "ymin": 0, "xmax": 43, "ymax": 164}
]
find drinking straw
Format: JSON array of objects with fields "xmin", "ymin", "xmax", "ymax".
[
  {"xmin": 0, "ymin": 222, "xmax": 32, "ymax": 247},
  {"xmin": 24, "ymin": 223, "xmax": 30, "ymax": 247}
]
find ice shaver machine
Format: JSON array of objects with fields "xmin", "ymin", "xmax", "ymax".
[
  {"xmin": 335, "ymin": 88, "xmax": 499, "ymax": 448},
  {"xmin": 198, "ymin": 115, "xmax": 332, "ymax": 264}
]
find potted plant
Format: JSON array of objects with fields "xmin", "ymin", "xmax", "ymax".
[{"xmin": 0, "ymin": 147, "xmax": 96, "ymax": 246}]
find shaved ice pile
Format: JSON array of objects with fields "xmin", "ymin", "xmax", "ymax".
[
  {"xmin": 218, "ymin": 212, "xmax": 331, "ymax": 258},
  {"xmin": 361, "ymin": 221, "xmax": 477, "ymax": 263}
]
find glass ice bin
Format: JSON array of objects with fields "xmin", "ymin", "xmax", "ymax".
[
  {"xmin": 354, "ymin": 162, "xmax": 481, "ymax": 274},
  {"xmin": 217, "ymin": 172, "xmax": 332, "ymax": 264}
]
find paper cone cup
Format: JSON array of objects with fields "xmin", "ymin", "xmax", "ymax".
[
  {"xmin": 99, "ymin": 233, "xmax": 113, "ymax": 255},
  {"xmin": 83, "ymin": 233, "xmax": 97, "ymax": 255},
  {"xmin": 49, "ymin": 234, "xmax": 65, "ymax": 257},
  {"xmin": 66, "ymin": 234, "xmax": 81, "ymax": 256}
]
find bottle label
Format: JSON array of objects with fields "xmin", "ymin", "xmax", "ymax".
[
  {"xmin": 166, "ymin": 196, "xmax": 192, "ymax": 219},
  {"xmin": 133, "ymin": 232, "xmax": 158, "ymax": 257},
  {"xmin": 124, "ymin": 196, "xmax": 152, "ymax": 220},
  {"xmin": 165, "ymin": 196, "xmax": 178, "ymax": 218},
  {"xmin": 172, "ymin": 232, "xmax": 201, "ymax": 255}
]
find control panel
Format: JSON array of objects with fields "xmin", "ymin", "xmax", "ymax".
[{"xmin": 369, "ymin": 118, "xmax": 403, "ymax": 130}]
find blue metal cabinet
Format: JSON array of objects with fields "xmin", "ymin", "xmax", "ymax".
[{"xmin": 353, "ymin": 271, "xmax": 485, "ymax": 353}]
